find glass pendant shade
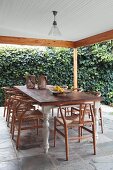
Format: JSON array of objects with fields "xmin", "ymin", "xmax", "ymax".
[
  {"xmin": 48, "ymin": 11, "xmax": 61, "ymax": 36},
  {"xmin": 48, "ymin": 24, "xmax": 61, "ymax": 36}
]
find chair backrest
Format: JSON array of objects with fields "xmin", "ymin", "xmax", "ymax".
[
  {"xmin": 10, "ymin": 95, "xmax": 32, "ymax": 118},
  {"xmin": 59, "ymin": 102, "xmax": 94, "ymax": 125},
  {"xmin": 86, "ymin": 91, "xmax": 101, "ymax": 97}
]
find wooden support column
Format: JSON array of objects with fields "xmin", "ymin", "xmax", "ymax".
[{"xmin": 73, "ymin": 48, "xmax": 78, "ymax": 88}]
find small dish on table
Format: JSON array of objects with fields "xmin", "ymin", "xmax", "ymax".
[{"xmin": 49, "ymin": 87, "xmax": 72, "ymax": 96}]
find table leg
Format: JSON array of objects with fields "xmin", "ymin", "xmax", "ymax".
[
  {"xmin": 42, "ymin": 106, "xmax": 52, "ymax": 153},
  {"xmin": 94, "ymin": 101, "xmax": 101, "ymax": 139}
]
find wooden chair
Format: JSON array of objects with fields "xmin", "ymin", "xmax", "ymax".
[
  {"xmin": 7, "ymin": 95, "xmax": 35, "ymax": 131},
  {"xmin": 57, "ymin": 88, "xmax": 82, "ymax": 117},
  {"xmin": 2, "ymin": 87, "xmax": 39, "ymax": 129},
  {"xmin": 54, "ymin": 102, "xmax": 96, "ymax": 161},
  {"xmin": 11, "ymin": 97, "xmax": 43, "ymax": 149},
  {"xmin": 71, "ymin": 91, "xmax": 103, "ymax": 133}
]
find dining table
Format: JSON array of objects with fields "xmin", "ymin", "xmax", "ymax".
[{"xmin": 15, "ymin": 85, "xmax": 102, "ymax": 153}]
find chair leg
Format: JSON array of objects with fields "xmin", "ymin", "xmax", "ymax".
[
  {"xmin": 64, "ymin": 108, "xmax": 67, "ymax": 117},
  {"xmin": 78, "ymin": 126, "xmax": 82, "ymax": 142},
  {"xmin": 92, "ymin": 124, "xmax": 96, "ymax": 155},
  {"xmin": 64, "ymin": 127, "xmax": 69, "ymax": 161},
  {"xmin": 10, "ymin": 114, "xmax": 14, "ymax": 134},
  {"xmin": 36, "ymin": 119, "xmax": 39, "ymax": 135},
  {"xmin": 7, "ymin": 110, "xmax": 11, "ymax": 127},
  {"xmin": 6, "ymin": 103, "xmax": 10, "ymax": 121},
  {"xmin": 99, "ymin": 108, "xmax": 103, "ymax": 133},
  {"xmin": 89, "ymin": 104, "xmax": 96, "ymax": 155},
  {"xmin": 57, "ymin": 108, "xmax": 60, "ymax": 117},
  {"xmin": 16, "ymin": 120, "xmax": 22, "ymax": 149},
  {"xmin": 5, "ymin": 108, "xmax": 8, "ymax": 121},
  {"xmin": 54, "ymin": 117, "xmax": 56, "ymax": 147},
  {"xmin": 11, "ymin": 115, "xmax": 15, "ymax": 138},
  {"xmin": 12, "ymin": 124, "xmax": 15, "ymax": 139},
  {"xmin": 51, "ymin": 108, "xmax": 54, "ymax": 117},
  {"xmin": 71, "ymin": 107, "xmax": 73, "ymax": 116},
  {"xmin": 3, "ymin": 105, "xmax": 7, "ymax": 117}
]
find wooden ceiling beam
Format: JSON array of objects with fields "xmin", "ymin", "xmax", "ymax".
[
  {"xmin": 0, "ymin": 35, "xmax": 75, "ymax": 48},
  {"xmin": 0, "ymin": 29, "xmax": 113, "ymax": 48},
  {"xmin": 74, "ymin": 29, "xmax": 113, "ymax": 48}
]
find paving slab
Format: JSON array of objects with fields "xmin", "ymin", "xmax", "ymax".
[
  {"xmin": 0, "ymin": 159, "xmax": 20, "ymax": 170},
  {"xmin": 90, "ymin": 155, "xmax": 113, "ymax": 170},
  {"xmin": 19, "ymin": 155, "xmax": 56, "ymax": 170}
]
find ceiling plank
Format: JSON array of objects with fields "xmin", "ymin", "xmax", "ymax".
[
  {"xmin": 74, "ymin": 29, "xmax": 113, "ymax": 47},
  {"xmin": 0, "ymin": 36, "xmax": 75, "ymax": 48}
]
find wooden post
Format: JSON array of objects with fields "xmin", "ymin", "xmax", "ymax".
[{"xmin": 73, "ymin": 48, "xmax": 78, "ymax": 88}]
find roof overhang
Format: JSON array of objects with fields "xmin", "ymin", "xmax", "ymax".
[
  {"xmin": 0, "ymin": 0, "xmax": 113, "ymax": 48},
  {"xmin": 0, "ymin": 29, "xmax": 113, "ymax": 48}
]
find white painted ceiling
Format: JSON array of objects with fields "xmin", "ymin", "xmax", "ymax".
[{"xmin": 0, "ymin": 0, "xmax": 113, "ymax": 41}]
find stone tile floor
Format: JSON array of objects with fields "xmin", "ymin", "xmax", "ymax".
[{"xmin": 0, "ymin": 105, "xmax": 113, "ymax": 170}]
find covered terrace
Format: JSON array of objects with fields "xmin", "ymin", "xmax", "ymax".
[{"xmin": 0, "ymin": 0, "xmax": 113, "ymax": 170}]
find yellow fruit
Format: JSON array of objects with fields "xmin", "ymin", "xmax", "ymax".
[
  {"xmin": 53, "ymin": 86, "xmax": 64, "ymax": 93},
  {"xmin": 53, "ymin": 86, "xmax": 59, "ymax": 91}
]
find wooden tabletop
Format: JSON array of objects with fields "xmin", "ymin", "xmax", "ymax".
[{"xmin": 15, "ymin": 85, "xmax": 102, "ymax": 106}]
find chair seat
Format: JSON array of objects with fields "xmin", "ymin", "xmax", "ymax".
[
  {"xmin": 16, "ymin": 109, "xmax": 43, "ymax": 120},
  {"xmin": 56, "ymin": 115, "xmax": 93, "ymax": 127},
  {"xmin": 15, "ymin": 109, "xmax": 43, "ymax": 130},
  {"xmin": 57, "ymin": 114, "xmax": 79, "ymax": 125}
]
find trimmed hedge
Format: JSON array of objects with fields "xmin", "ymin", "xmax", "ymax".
[
  {"xmin": 0, "ymin": 47, "xmax": 73, "ymax": 106},
  {"xmin": 0, "ymin": 42, "xmax": 113, "ymax": 106},
  {"xmin": 78, "ymin": 42, "xmax": 113, "ymax": 104}
]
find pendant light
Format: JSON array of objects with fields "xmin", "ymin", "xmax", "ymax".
[{"xmin": 48, "ymin": 11, "xmax": 61, "ymax": 36}]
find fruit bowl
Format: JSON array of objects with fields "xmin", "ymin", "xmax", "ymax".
[
  {"xmin": 49, "ymin": 86, "xmax": 72, "ymax": 95},
  {"xmin": 49, "ymin": 89, "xmax": 62, "ymax": 94}
]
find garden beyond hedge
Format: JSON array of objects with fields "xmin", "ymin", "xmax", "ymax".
[{"xmin": 0, "ymin": 41, "xmax": 113, "ymax": 106}]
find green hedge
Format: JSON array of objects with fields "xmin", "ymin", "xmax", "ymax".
[
  {"xmin": 0, "ymin": 47, "xmax": 73, "ymax": 106},
  {"xmin": 0, "ymin": 42, "xmax": 113, "ymax": 106},
  {"xmin": 78, "ymin": 42, "xmax": 113, "ymax": 104}
]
